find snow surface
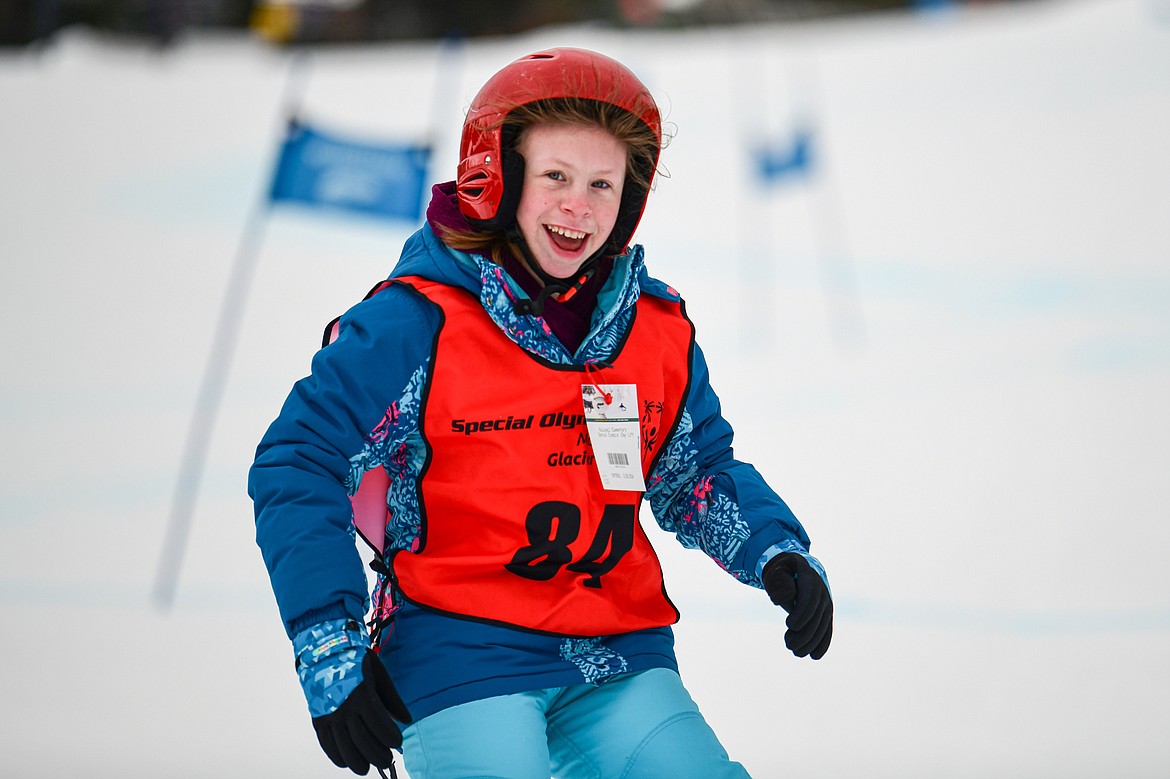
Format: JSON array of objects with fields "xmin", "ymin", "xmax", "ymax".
[{"xmin": 2, "ymin": 1, "xmax": 1168, "ymax": 776}]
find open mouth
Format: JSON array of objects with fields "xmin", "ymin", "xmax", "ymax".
[{"xmin": 544, "ymin": 224, "xmax": 588, "ymax": 254}]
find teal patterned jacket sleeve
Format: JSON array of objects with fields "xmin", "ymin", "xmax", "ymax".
[
  {"xmin": 293, "ymin": 618, "xmax": 370, "ymax": 717},
  {"xmin": 645, "ymin": 339, "xmax": 813, "ymax": 588}
]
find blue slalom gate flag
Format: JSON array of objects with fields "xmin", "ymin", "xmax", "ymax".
[
  {"xmin": 269, "ymin": 119, "xmax": 431, "ymax": 222},
  {"xmin": 753, "ymin": 128, "xmax": 814, "ymax": 184}
]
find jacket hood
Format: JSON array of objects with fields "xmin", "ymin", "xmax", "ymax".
[
  {"xmin": 384, "ymin": 226, "xmax": 674, "ymax": 366},
  {"xmin": 388, "ymin": 224, "xmax": 672, "ymax": 306},
  {"xmin": 388, "ymin": 225, "xmax": 484, "ymax": 294}
]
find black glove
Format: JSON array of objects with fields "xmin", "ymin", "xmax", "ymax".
[
  {"xmin": 762, "ymin": 552, "xmax": 833, "ymax": 660},
  {"xmin": 311, "ymin": 651, "xmax": 413, "ymax": 776}
]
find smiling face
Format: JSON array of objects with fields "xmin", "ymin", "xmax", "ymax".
[{"xmin": 514, "ymin": 122, "xmax": 628, "ymax": 280}]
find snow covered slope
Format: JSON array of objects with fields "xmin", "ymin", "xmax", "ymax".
[{"xmin": 1, "ymin": 1, "xmax": 1168, "ymax": 776}]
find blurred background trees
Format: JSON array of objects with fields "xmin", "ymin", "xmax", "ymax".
[{"xmin": 2, "ymin": 0, "xmax": 1016, "ymax": 47}]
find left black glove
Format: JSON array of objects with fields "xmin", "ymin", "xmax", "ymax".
[{"xmin": 762, "ymin": 552, "xmax": 833, "ymax": 660}]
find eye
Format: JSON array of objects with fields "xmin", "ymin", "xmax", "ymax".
[
  {"xmin": 591, "ymin": 179, "xmax": 614, "ymax": 190},
  {"xmin": 545, "ymin": 170, "xmax": 566, "ymax": 182}
]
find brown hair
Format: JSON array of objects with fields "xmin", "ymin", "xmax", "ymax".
[{"xmin": 439, "ymin": 97, "xmax": 664, "ymax": 263}]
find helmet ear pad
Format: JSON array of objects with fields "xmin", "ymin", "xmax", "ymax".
[
  {"xmin": 606, "ymin": 161, "xmax": 653, "ymax": 257},
  {"xmin": 466, "ymin": 125, "xmax": 526, "ymax": 234}
]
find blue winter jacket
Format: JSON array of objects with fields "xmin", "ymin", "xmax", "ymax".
[{"xmin": 249, "ymin": 224, "xmax": 820, "ymax": 720}]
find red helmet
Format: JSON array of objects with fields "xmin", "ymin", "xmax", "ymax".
[{"xmin": 456, "ymin": 47, "xmax": 662, "ymax": 255}]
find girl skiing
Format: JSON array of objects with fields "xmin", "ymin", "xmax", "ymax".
[{"xmin": 250, "ymin": 47, "xmax": 833, "ymax": 779}]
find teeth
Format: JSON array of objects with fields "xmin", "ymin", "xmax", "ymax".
[{"xmin": 546, "ymin": 225, "xmax": 586, "ymax": 240}]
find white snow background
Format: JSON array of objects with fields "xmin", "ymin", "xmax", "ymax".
[{"xmin": 2, "ymin": 0, "xmax": 1169, "ymax": 776}]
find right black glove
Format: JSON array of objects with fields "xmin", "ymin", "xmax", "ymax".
[
  {"xmin": 294, "ymin": 618, "xmax": 413, "ymax": 776},
  {"xmin": 312, "ymin": 650, "xmax": 413, "ymax": 776}
]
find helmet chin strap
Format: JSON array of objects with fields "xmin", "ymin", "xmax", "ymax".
[{"xmin": 507, "ymin": 224, "xmax": 604, "ymax": 316}]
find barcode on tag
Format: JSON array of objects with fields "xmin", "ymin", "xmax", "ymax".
[{"xmin": 582, "ymin": 383, "xmax": 646, "ymax": 492}]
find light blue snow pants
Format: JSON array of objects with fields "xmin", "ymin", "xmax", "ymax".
[{"xmin": 400, "ymin": 668, "xmax": 752, "ymax": 779}]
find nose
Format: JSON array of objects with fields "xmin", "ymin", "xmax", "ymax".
[{"xmin": 559, "ymin": 183, "xmax": 591, "ymax": 217}]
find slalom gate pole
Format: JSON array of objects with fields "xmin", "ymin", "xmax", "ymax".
[{"xmin": 152, "ymin": 51, "xmax": 313, "ymax": 610}]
